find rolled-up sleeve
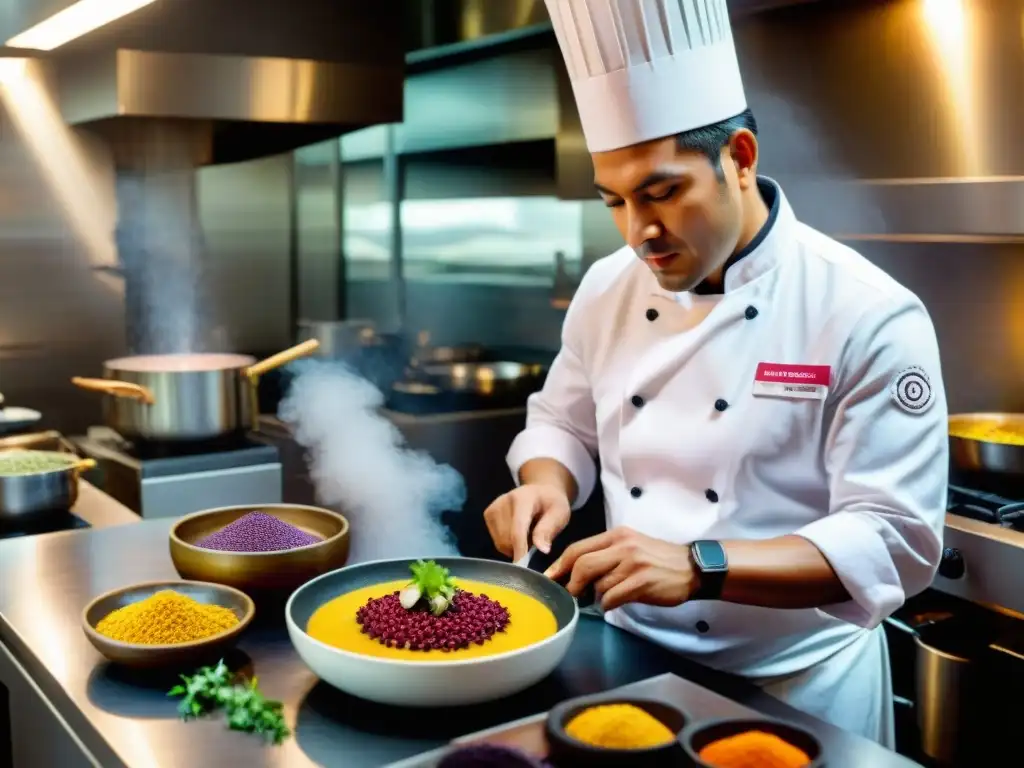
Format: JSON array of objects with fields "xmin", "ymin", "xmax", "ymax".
[
  {"xmin": 506, "ymin": 311, "xmax": 599, "ymax": 510},
  {"xmin": 795, "ymin": 298, "xmax": 948, "ymax": 629}
]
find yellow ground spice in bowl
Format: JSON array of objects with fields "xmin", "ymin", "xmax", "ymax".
[
  {"xmin": 95, "ymin": 589, "xmax": 240, "ymax": 645},
  {"xmin": 565, "ymin": 703, "xmax": 676, "ymax": 749}
]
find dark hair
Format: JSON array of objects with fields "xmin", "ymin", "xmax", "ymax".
[{"xmin": 676, "ymin": 108, "xmax": 758, "ymax": 176}]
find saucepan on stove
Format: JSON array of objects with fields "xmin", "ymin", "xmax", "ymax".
[
  {"xmin": 948, "ymin": 413, "xmax": 1024, "ymax": 477},
  {"xmin": 0, "ymin": 448, "xmax": 95, "ymax": 520},
  {"xmin": 69, "ymin": 340, "xmax": 320, "ymax": 442},
  {"xmin": 417, "ymin": 362, "xmax": 548, "ymax": 397}
]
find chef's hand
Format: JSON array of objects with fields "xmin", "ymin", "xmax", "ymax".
[
  {"xmin": 483, "ymin": 484, "xmax": 571, "ymax": 564},
  {"xmin": 544, "ymin": 527, "xmax": 697, "ymax": 612}
]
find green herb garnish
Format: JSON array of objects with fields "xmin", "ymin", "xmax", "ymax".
[
  {"xmin": 399, "ymin": 559, "xmax": 457, "ymax": 616},
  {"xmin": 168, "ymin": 660, "xmax": 290, "ymax": 744}
]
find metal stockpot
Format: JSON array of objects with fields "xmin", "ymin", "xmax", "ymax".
[
  {"xmin": 0, "ymin": 451, "xmax": 95, "ymax": 520},
  {"xmin": 70, "ymin": 341, "xmax": 319, "ymax": 442},
  {"xmin": 949, "ymin": 412, "xmax": 1024, "ymax": 476},
  {"xmin": 888, "ymin": 616, "xmax": 986, "ymax": 765}
]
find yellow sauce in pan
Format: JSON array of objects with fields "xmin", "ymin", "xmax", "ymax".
[
  {"xmin": 949, "ymin": 422, "xmax": 1024, "ymax": 446},
  {"xmin": 305, "ymin": 579, "xmax": 558, "ymax": 661}
]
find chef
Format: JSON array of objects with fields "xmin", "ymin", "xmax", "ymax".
[{"xmin": 483, "ymin": 0, "xmax": 948, "ymax": 747}]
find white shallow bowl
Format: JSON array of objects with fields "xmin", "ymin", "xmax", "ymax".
[{"xmin": 285, "ymin": 556, "xmax": 579, "ymax": 707}]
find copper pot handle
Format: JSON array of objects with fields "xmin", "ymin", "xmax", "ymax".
[
  {"xmin": 244, "ymin": 339, "xmax": 320, "ymax": 379},
  {"xmin": 71, "ymin": 458, "xmax": 97, "ymax": 473},
  {"xmin": 70, "ymin": 377, "xmax": 156, "ymax": 405}
]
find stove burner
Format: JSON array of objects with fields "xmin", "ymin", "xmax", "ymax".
[
  {"xmin": 948, "ymin": 484, "xmax": 1024, "ymax": 529},
  {"xmin": 119, "ymin": 432, "xmax": 256, "ymax": 460},
  {"xmin": 0, "ymin": 510, "xmax": 89, "ymax": 540}
]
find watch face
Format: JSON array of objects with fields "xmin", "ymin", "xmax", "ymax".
[{"xmin": 693, "ymin": 540, "xmax": 728, "ymax": 571}]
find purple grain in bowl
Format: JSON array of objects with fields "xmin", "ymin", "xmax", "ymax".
[{"xmin": 195, "ymin": 511, "xmax": 323, "ymax": 553}]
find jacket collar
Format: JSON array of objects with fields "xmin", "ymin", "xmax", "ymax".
[{"xmin": 650, "ymin": 176, "xmax": 794, "ymax": 299}]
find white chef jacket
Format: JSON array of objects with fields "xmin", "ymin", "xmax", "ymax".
[{"xmin": 507, "ymin": 179, "xmax": 948, "ymax": 683}]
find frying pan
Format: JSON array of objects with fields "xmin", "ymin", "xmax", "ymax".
[
  {"xmin": 418, "ymin": 362, "xmax": 548, "ymax": 397},
  {"xmin": 948, "ymin": 413, "xmax": 1024, "ymax": 476},
  {"xmin": 286, "ymin": 556, "xmax": 579, "ymax": 707},
  {"xmin": 70, "ymin": 340, "xmax": 319, "ymax": 442}
]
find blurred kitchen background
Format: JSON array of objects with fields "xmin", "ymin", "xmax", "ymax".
[{"xmin": 0, "ymin": 0, "xmax": 1022, "ymax": 546}]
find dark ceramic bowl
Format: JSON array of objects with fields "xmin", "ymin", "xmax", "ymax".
[
  {"xmin": 82, "ymin": 580, "xmax": 254, "ymax": 669},
  {"xmin": 545, "ymin": 694, "xmax": 688, "ymax": 768},
  {"xmin": 169, "ymin": 503, "xmax": 350, "ymax": 594},
  {"xmin": 682, "ymin": 717, "xmax": 825, "ymax": 767}
]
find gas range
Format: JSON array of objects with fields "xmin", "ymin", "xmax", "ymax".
[
  {"xmin": 72, "ymin": 428, "xmax": 282, "ymax": 519},
  {"xmin": 934, "ymin": 475, "xmax": 1024, "ymax": 615}
]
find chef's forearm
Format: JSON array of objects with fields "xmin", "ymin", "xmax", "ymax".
[
  {"xmin": 518, "ymin": 458, "xmax": 578, "ymax": 505},
  {"xmin": 718, "ymin": 535, "xmax": 850, "ymax": 609}
]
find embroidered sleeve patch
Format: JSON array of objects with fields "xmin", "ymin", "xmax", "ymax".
[{"xmin": 890, "ymin": 366, "xmax": 934, "ymax": 414}]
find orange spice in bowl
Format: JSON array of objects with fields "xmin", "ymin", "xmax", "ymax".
[{"xmin": 697, "ymin": 730, "xmax": 812, "ymax": 768}]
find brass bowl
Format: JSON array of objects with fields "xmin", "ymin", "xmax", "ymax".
[
  {"xmin": 169, "ymin": 504, "xmax": 351, "ymax": 594},
  {"xmin": 82, "ymin": 580, "xmax": 255, "ymax": 669}
]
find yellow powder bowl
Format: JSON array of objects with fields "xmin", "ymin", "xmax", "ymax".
[
  {"xmin": 82, "ymin": 580, "xmax": 255, "ymax": 669},
  {"xmin": 546, "ymin": 695, "xmax": 689, "ymax": 767},
  {"xmin": 286, "ymin": 557, "xmax": 579, "ymax": 707}
]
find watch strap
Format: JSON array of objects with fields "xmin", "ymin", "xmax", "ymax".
[{"xmin": 690, "ymin": 540, "xmax": 728, "ymax": 601}]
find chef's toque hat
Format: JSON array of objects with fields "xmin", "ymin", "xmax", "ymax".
[{"xmin": 545, "ymin": 0, "xmax": 747, "ymax": 153}]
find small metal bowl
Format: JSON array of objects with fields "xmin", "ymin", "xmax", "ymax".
[
  {"xmin": 545, "ymin": 694, "xmax": 688, "ymax": 767},
  {"xmin": 682, "ymin": 717, "xmax": 825, "ymax": 767},
  {"xmin": 169, "ymin": 504, "xmax": 350, "ymax": 595},
  {"xmin": 82, "ymin": 580, "xmax": 255, "ymax": 669}
]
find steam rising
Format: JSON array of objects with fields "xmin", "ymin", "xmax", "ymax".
[
  {"xmin": 113, "ymin": 123, "xmax": 214, "ymax": 355},
  {"xmin": 279, "ymin": 360, "xmax": 465, "ymax": 563}
]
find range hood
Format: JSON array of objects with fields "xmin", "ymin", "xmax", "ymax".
[
  {"xmin": 3, "ymin": 0, "xmax": 405, "ymax": 165},
  {"xmin": 343, "ymin": 0, "xmax": 821, "ymax": 163}
]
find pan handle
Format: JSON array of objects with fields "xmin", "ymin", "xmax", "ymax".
[
  {"xmin": 244, "ymin": 339, "xmax": 321, "ymax": 379},
  {"xmin": 70, "ymin": 377, "xmax": 156, "ymax": 405},
  {"xmin": 71, "ymin": 458, "xmax": 97, "ymax": 473}
]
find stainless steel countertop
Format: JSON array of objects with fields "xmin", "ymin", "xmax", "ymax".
[
  {"xmin": 72, "ymin": 481, "xmax": 139, "ymax": 529},
  {"xmin": 0, "ymin": 515, "xmax": 920, "ymax": 768}
]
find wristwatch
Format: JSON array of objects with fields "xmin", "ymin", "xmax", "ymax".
[{"xmin": 689, "ymin": 540, "xmax": 729, "ymax": 600}]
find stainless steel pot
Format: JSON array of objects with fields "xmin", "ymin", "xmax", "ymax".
[
  {"xmin": 70, "ymin": 340, "xmax": 319, "ymax": 442},
  {"xmin": 419, "ymin": 362, "xmax": 547, "ymax": 397},
  {"xmin": 0, "ymin": 450, "xmax": 95, "ymax": 520},
  {"xmin": 887, "ymin": 615, "xmax": 986, "ymax": 765},
  {"xmin": 949, "ymin": 413, "xmax": 1024, "ymax": 476}
]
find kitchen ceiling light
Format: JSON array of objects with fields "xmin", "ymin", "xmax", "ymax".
[{"xmin": 6, "ymin": 0, "xmax": 159, "ymax": 51}]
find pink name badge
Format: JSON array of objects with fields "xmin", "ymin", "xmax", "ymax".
[{"xmin": 753, "ymin": 363, "xmax": 831, "ymax": 400}]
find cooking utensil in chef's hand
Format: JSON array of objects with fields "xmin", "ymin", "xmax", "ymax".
[
  {"xmin": 81, "ymin": 580, "xmax": 255, "ymax": 669},
  {"xmin": 286, "ymin": 556, "xmax": 579, "ymax": 707},
  {"xmin": 949, "ymin": 413, "xmax": 1024, "ymax": 477},
  {"xmin": 68, "ymin": 340, "xmax": 320, "ymax": 441},
  {"xmin": 515, "ymin": 546, "xmax": 538, "ymax": 569},
  {"xmin": 517, "ymin": 544, "xmax": 600, "ymax": 614}
]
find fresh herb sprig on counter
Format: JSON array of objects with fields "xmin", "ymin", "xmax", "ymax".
[{"xmin": 168, "ymin": 660, "xmax": 290, "ymax": 744}]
